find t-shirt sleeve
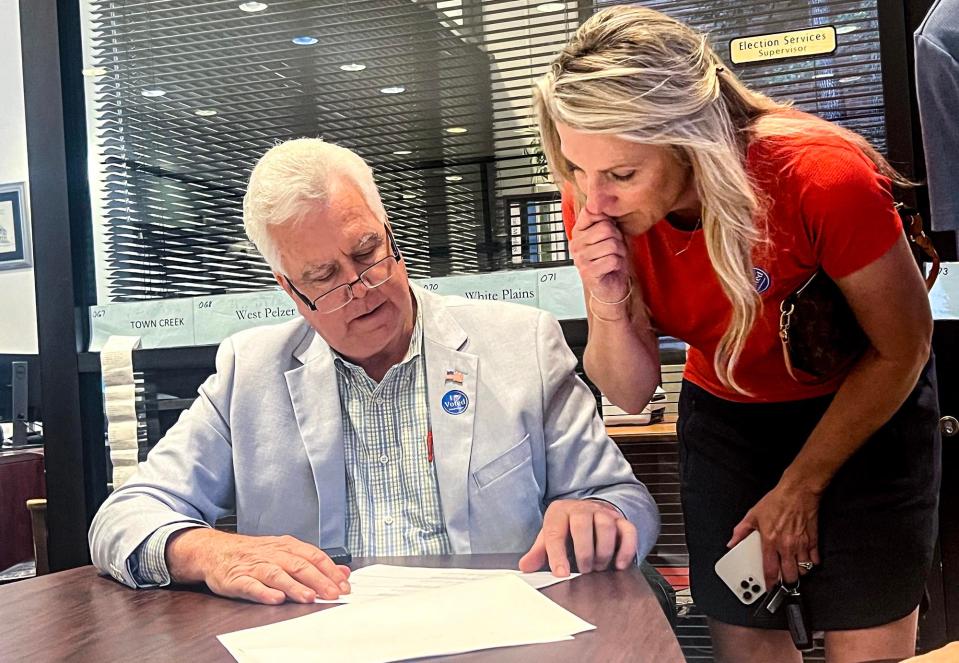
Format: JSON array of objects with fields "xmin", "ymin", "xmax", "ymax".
[
  {"xmin": 797, "ymin": 143, "xmax": 902, "ymax": 279},
  {"xmin": 561, "ymin": 181, "xmax": 576, "ymax": 240}
]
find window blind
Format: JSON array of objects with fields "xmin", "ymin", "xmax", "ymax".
[
  {"xmin": 84, "ymin": 0, "xmax": 581, "ymax": 300},
  {"xmin": 85, "ymin": 0, "xmax": 884, "ymax": 304}
]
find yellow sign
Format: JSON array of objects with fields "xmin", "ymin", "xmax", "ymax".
[{"xmin": 730, "ymin": 26, "xmax": 837, "ymax": 64}]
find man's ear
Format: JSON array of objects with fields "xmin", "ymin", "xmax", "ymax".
[
  {"xmin": 274, "ymin": 271, "xmax": 292, "ymax": 295},
  {"xmin": 275, "ymin": 271, "xmax": 314, "ymax": 318}
]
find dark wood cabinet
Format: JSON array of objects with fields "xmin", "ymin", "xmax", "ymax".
[{"xmin": 0, "ymin": 450, "xmax": 45, "ymax": 573}]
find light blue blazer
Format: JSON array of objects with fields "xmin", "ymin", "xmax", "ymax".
[{"xmin": 89, "ymin": 287, "xmax": 660, "ymax": 587}]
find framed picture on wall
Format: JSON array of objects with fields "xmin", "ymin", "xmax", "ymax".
[{"xmin": 0, "ymin": 183, "xmax": 31, "ymax": 270}]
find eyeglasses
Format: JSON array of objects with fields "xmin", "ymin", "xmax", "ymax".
[{"xmin": 284, "ymin": 226, "xmax": 403, "ymax": 314}]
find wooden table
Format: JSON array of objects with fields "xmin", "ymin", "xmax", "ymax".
[{"xmin": 1, "ymin": 554, "xmax": 684, "ymax": 663}]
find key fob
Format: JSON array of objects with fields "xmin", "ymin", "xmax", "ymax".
[
  {"xmin": 755, "ymin": 583, "xmax": 789, "ymax": 618},
  {"xmin": 785, "ymin": 591, "xmax": 814, "ymax": 651}
]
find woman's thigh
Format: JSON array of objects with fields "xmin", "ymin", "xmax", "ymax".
[
  {"xmin": 708, "ymin": 619, "xmax": 801, "ymax": 663},
  {"xmin": 823, "ymin": 609, "xmax": 919, "ymax": 663}
]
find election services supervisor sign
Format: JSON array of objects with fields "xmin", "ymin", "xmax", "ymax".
[{"xmin": 730, "ymin": 26, "xmax": 836, "ymax": 64}]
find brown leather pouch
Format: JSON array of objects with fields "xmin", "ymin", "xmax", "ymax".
[{"xmin": 779, "ymin": 204, "xmax": 939, "ymax": 383}]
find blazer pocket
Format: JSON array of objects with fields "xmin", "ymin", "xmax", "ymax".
[{"xmin": 472, "ymin": 434, "xmax": 532, "ymax": 489}]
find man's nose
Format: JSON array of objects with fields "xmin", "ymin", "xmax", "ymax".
[{"xmin": 349, "ymin": 276, "xmax": 371, "ymax": 299}]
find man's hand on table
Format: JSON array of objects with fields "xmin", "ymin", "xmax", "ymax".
[
  {"xmin": 165, "ymin": 529, "xmax": 351, "ymax": 604},
  {"xmin": 518, "ymin": 499, "xmax": 638, "ymax": 577}
]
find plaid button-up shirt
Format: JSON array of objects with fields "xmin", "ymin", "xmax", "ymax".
[{"xmin": 332, "ymin": 306, "xmax": 451, "ymax": 557}]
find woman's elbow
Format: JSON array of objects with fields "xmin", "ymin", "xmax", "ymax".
[
  {"xmin": 889, "ymin": 311, "xmax": 934, "ymax": 380},
  {"xmin": 610, "ymin": 392, "xmax": 656, "ymax": 415},
  {"xmin": 584, "ymin": 357, "xmax": 658, "ymax": 413}
]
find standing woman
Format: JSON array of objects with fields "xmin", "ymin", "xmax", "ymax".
[{"xmin": 534, "ymin": 6, "xmax": 940, "ymax": 663}]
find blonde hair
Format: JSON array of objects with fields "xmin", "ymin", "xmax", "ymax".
[
  {"xmin": 534, "ymin": 5, "xmax": 906, "ymax": 393},
  {"xmin": 243, "ymin": 138, "xmax": 387, "ymax": 270}
]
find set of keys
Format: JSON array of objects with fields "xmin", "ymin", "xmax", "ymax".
[{"xmin": 757, "ymin": 579, "xmax": 814, "ymax": 651}]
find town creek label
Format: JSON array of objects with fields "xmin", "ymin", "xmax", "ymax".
[
  {"xmin": 89, "ymin": 298, "xmax": 195, "ymax": 350},
  {"xmin": 730, "ymin": 26, "xmax": 837, "ymax": 64}
]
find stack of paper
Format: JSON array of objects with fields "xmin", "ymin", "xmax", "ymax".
[
  {"xmin": 602, "ymin": 386, "xmax": 667, "ymax": 426},
  {"xmin": 313, "ymin": 564, "xmax": 578, "ymax": 604},
  {"xmin": 218, "ymin": 573, "xmax": 594, "ymax": 663}
]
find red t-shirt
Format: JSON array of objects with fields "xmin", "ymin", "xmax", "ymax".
[{"xmin": 562, "ymin": 132, "xmax": 903, "ymax": 402}]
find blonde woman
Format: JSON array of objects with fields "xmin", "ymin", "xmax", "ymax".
[{"xmin": 535, "ymin": 6, "xmax": 940, "ymax": 662}]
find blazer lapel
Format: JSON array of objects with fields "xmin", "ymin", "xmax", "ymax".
[
  {"xmin": 420, "ymin": 289, "xmax": 478, "ymax": 553},
  {"xmin": 285, "ymin": 329, "xmax": 346, "ymax": 546}
]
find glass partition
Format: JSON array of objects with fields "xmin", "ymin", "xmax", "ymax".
[{"xmin": 81, "ymin": 0, "xmax": 885, "ymax": 308}]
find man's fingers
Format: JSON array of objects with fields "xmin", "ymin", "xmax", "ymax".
[
  {"xmin": 568, "ymin": 510, "xmax": 595, "ymax": 574},
  {"xmin": 276, "ymin": 552, "xmax": 342, "ymax": 600},
  {"xmin": 518, "ymin": 532, "xmax": 547, "ymax": 573},
  {"xmin": 251, "ymin": 563, "xmax": 319, "ymax": 603},
  {"xmin": 300, "ymin": 547, "xmax": 351, "ymax": 593},
  {"xmin": 592, "ymin": 510, "xmax": 618, "ymax": 571},
  {"xmin": 613, "ymin": 519, "xmax": 638, "ymax": 570},
  {"xmin": 232, "ymin": 574, "xmax": 286, "ymax": 605},
  {"xmin": 542, "ymin": 510, "xmax": 572, "ymax": 577},
  {"xmin": 279, "ymin": 537, "xmax": 350, "ymax": 593}
]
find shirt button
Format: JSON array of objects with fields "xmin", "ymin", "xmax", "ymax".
[
  {"xmin": 384, "ymin": 516, "xmax": 394, "ymax": 525},
  {"xmin": 379, "ymin": 454, "xmax": 389, "ymax": 465}
]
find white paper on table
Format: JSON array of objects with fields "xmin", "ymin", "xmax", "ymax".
[
  {"xmin": 313, "ymin": 564, "xmax": 578, "ymax": 604},
  {"xmin": 217, "ymin": 574, "xmax": 595, "ymax": 663}
]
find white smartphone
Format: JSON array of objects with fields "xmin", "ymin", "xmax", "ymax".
[{"xmin": 714, "ymin": 530, "xmax": 767, "ymax": 605}]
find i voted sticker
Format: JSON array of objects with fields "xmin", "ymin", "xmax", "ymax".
[{"xmin": 442, "ymin": 390, "xmax": 469, "ymax": 415}]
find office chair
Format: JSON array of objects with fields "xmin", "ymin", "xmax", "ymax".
[
  {"xmin": 640, "ymin": 561, "xmax": 678, "ymax": 630},
  {"xmin": 26, "ymin": 498, "xmax": 49, "ymax": 576}
]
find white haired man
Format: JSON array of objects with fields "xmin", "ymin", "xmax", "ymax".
[{"xmin": 89, "ymin": 139, "xmax": 660, "ymax": 604}]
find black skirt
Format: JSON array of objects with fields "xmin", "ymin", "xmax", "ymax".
[{"xmin": 678, "ymin": 358, "xmax": 941, "ymax": 631}]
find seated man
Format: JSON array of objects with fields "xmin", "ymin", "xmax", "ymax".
[{"xmin": 89, "ymin": 139, "xmax": 660, "ymax": 605}]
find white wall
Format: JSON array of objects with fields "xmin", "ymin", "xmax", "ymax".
[{"xmin": 0, "ymin": 0, "xmax": 38, "ymax": 354}]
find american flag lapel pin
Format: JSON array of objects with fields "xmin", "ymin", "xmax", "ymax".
[{"xmin": 445, "ymin": 369, "xmax": 465, "ymax": 384}]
